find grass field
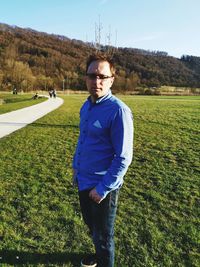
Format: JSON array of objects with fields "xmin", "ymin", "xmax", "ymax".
[
  {"xmin": 0, "ymin": 94, "xmax": 199, "ymax": 266},
  {"xmin": 0, "ymin": 93, "xmax": 46, "ymax": 115}
]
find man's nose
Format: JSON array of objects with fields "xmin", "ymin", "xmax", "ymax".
[{"xmin": 92, "ymin": 77, "xmax": 101, "ymax": 85}]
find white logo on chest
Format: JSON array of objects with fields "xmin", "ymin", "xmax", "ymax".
[{"xmin": 93, "ymin": 120, "xmax": 102, "ymax": 128}]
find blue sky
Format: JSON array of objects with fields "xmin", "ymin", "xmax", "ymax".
[{"xmin": 0, "ymin": 0, "xmax": 200, "ymax": 58}]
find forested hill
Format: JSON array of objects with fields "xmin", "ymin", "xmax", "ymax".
[{"xmin": 0, "ymin": 22, "xmax": 200, "ymax": 93}]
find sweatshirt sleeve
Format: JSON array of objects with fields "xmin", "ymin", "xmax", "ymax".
[{"xmin": 95, "ymin": 107, "xmax": 134, "ymax": 198}]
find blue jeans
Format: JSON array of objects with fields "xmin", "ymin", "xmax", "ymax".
[{"xmin": 79, "ymin": 188, "xmax": 119, "ymax": 267}]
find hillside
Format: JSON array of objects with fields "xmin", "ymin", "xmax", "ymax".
[{"xmin": 0, "ymin": 22, "xmax": 200, "ymax": 93}]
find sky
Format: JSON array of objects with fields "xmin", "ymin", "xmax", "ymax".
[{"xmin": 0, "ymin": 0, "xmax": 200, "ymax": 58}]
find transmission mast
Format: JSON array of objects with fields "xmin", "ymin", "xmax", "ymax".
[
  {"xmin": 95, "ymin": 15, "xmax": 103, "ymax": 50},
  {"xmin": 107, "ymin": 25, "xmax": 112, "ymax": 46}
]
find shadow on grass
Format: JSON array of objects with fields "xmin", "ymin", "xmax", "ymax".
[
  {"xmin": 30, "ymin": 122, "xmax": 79, "ymax": 129},
  {"xmin": 0, "ymin": 250, "xmax": 84, "ymax": 265},
  {"xmin": 0, "ymin": 122, "xmax": 78, "ymax": 129}
]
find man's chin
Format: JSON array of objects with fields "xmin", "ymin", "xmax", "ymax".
[
  {"xmin": 91, "ymin": 88, "xmax": 101, "ymax": 92},
  {"xmin": 90, "ymin": 90, "xmax": 102, "ymax": 97},
  {"xmin": 90, "ymin": 93, "xmax": 103, "ymax": 102}
]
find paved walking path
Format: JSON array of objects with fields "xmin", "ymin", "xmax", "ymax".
[{"xmin": 0, "ymin": 96, "xmax": 64, "ymax": 139}]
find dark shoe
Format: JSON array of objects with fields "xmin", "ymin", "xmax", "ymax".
[{"xmin": 81, "ymin": 254, "xmax": 97, "ymax": 267}]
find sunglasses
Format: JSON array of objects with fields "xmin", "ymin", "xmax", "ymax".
[{"xmin": 86, "ymin": 73, "xmax": 113, "ymax": 80}]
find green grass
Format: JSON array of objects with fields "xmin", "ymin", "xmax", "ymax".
[
  {"xmin": 0, "ymin": 93, "xmax": 47, "ymax": 114},
  {"xmin": 0, "ymin": 95, "xmax": 199, "ymax": 266}
]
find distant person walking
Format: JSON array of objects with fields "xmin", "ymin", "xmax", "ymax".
[
  {"xmin": 72, "ymin": 54, "xmax": 134, "ymax": 267},
  {"xmin": 13, "ymin": 88, "xmax": 17, "ymax": 94},
  {"xmin": 52, "ymin": 88, "xmax": 56, "ymax": 98},
  {"xmin": 48, "ymin": 89, "xmax": 53, "ymax": 98},
  {"xmin": 33, "ymin": 92, "xmax": 38, "ymax": 99},
  {"xmin": 49, "ymin": 89, "xmax": 56, "ymax": 98}
]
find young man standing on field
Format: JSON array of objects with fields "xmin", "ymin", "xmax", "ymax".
[{"xmin": 73, "ymin": 54, "xmax": 133, "ymax": 267}]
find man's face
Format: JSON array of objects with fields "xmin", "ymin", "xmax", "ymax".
[{"xmin": 86, "ymin": 60, "xmax": 114, "ymax": 102}]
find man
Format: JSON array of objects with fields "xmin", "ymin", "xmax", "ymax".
[{"xmin": 73, "ymin": 54, "xmax": 133, "ymax": 267}]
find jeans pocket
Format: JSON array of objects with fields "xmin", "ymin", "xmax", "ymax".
[{"xmin": 109, "ymin": 189, "xmax": 119, "ymax": 208}]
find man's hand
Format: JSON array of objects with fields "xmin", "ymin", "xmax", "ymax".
[{"xmin": 89, "ymin": 188, "xmax": 104, "ymax": 204}]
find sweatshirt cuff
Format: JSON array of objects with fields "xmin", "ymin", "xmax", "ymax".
[{"xmin": 95, "ymin": 183, "xmax": 110, "ymax": 199}]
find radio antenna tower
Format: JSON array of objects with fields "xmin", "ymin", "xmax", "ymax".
[
  {"xmin": 95, "ymin": 15, "xmax": 103, "ymax": 50},
  {"xmin": 107, "ymin": 25, "xmax": 112, "ymax": 46},
  {"xmin": 105, "ymin": 25, "xmax": 112, "ymax": 54},
  {"xmin": 115, "ymin": 30, "xmax": 118, "ymax": 48}
]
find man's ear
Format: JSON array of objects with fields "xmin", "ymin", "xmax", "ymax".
[{"xmin": 110, "ymin": 76, "xmax": 115, "ymax": 87}]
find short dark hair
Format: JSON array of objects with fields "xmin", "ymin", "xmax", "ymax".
[{"xmin": 86, "ymin": 54, "xmax": 115, "ymax": 76}]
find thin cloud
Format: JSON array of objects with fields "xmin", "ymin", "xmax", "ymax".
[{"xmin": 99, "ymin": 0, "xmax": 109, "ymax": 5}]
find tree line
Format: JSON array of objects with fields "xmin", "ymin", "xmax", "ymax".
[{"xmin": 0, "ymin": 23, "xmax": 200, "ymax": 94}]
